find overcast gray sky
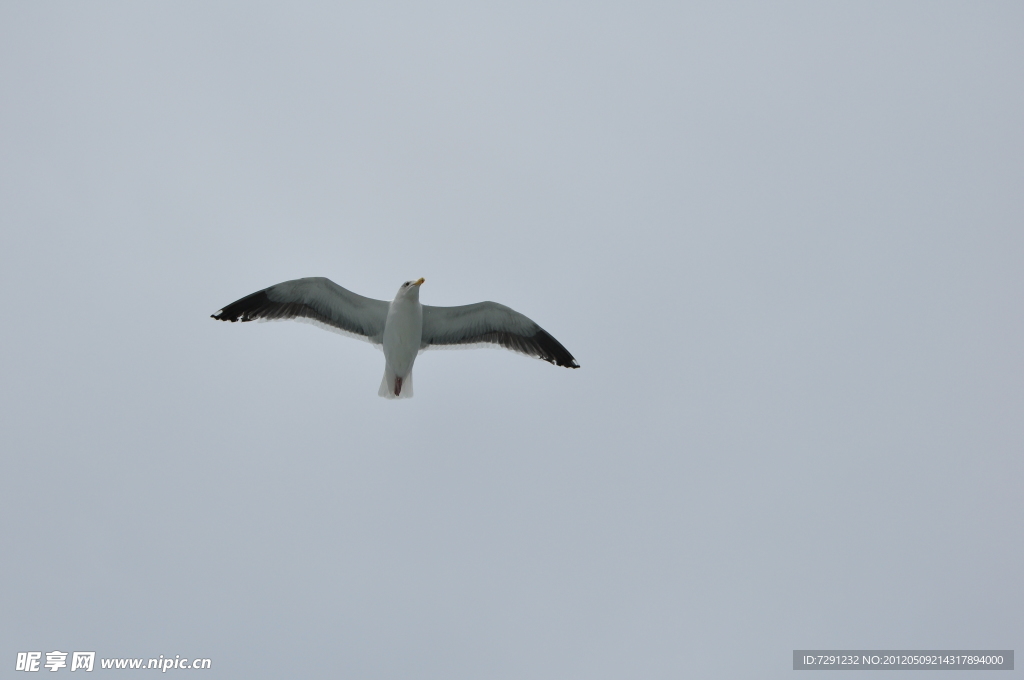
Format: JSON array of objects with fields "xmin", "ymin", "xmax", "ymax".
[{"xmin": 1, "ymin": 2, "xmax": 1021, "ymax": 678}]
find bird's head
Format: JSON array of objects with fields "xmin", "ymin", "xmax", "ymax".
[{"xmin": 395, "ymin": 277, "xmax": 425, "ymax": 301}]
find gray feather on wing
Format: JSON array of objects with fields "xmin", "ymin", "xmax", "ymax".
[
  {"xmin": 421, "ymin": 301, "xmax": 579, "ymax": 368},
  {"xmin": 211, "ymin": 277, "xmax": 390, "ymax": 345}
]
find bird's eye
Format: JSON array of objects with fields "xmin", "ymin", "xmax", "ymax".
[{"xmin": 404, "ymin": 281, "xmax": 410, "ymax": 287}]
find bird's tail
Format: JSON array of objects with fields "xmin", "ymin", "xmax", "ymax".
[{"xmin": 378, "ymin": 366, "xmax": 413, "ymax": 399}]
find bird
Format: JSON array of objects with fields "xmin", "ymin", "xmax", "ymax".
[{"xmin": 211, "ymin": 277, "xmax": 579, "ymax": 398}]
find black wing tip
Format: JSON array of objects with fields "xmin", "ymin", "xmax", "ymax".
[
  {"xmin": 533, "ymin": 329, "xmax": 579, "ymax": 368},
  {"xmin": 210, "ymin": 289, "xmax": 272, "ymax": 322}
]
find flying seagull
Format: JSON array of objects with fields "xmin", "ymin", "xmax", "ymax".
[{"xmin": 211, "ymin": 277, "xmax": 578, "ymax": 398}]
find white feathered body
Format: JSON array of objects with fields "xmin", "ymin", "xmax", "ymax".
[{"xmin": 379, "ymin": 293, "xmax": 423, "ymax": 399}]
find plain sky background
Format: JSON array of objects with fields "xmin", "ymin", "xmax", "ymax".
[{"xmin": 1, "ymin": 2, "xmax": 1021, "ymax": 678}]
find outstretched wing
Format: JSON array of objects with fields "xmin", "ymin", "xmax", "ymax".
[
  {"xmin": 211, "ymin": 277, "xmax": 389, "ymax": 345},
  {"xmin": 421, "ymin": 301, "xmax": 579, "ymax": 368}
]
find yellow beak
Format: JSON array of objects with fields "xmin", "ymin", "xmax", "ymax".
[{"xmin": 414, "ymin": 277, "xmax": 425, "ymax": 286}]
